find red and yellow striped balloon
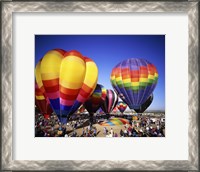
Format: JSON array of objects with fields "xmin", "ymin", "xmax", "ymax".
[
  {"xmin": 35, "ymin": 49, "xmax": 98, "ymax": 123},
  {"xmin": 35, "ymin": 82, "xmax": 53, "ymax": 116}
]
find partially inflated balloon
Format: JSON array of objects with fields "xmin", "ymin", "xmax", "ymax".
[
  {"xmin": 35, "ymin": 49, "xmax": 98, "ymax": 123},
  {"xmin": 101, "ymin": 89, "xmax": 118, "ymax": 114},
  {"xmin": 84, "ymin": 84, "xmax": 106, "ymax": 114},
  {"xmin": 117, "ymin": 101, "xmax": 127, "ymax": 113},
  {"xmin": 35, "ymin": 83, "xmax": 53, "ymax": 117},
  {"xmin": 110, "ymin": 58, "xmax": 158, "ymax": 112}
]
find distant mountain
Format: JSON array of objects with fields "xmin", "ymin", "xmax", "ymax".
[
  {"xmin": 125, "ymin": 110, "xmax": 165, "ymax": 113},
  {"xmin": 145, "ymin": 110, "xmax": 165, "ymax": 113}
]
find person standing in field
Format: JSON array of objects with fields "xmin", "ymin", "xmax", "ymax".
[
  {"xmin": 103, "ymin": 127, "xmax": 107, "ymax": 136},
  {"xmin": 110, "ymin": 128, "xmax": 114, "ymax": 137}
]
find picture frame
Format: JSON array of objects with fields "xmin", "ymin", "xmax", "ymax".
[{"xmin": 1, "ymin": 1, "xmax": 199, "ymax": 171}]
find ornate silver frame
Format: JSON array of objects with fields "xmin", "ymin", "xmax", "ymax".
[{"xmin": 1, "ymin": 1, "xmax": 199, "ymax": 171}]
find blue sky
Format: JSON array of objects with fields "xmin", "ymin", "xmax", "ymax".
[{"xmin": 35, "ymin": 35, "xmax": 165, "ymax": 111}]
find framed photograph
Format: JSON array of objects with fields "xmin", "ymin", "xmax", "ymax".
[{"xmin": 1, "ymin": 1, "xmax": 199, "ymax": 171}]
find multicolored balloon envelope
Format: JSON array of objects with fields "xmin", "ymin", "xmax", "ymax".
[
  {"xmin": 101, "ymin": 89, "xmax": 118, "ymax": 114},
  {"xmin": 100, "ymin": 118, "xmax": 130, "ymax": 126},
  {"xmin": 35, "ymin": 83, "xmax": 53, "ymax": 117},
  {"xmin": 110, "ymin": 58, "xmax": 158, "ymax": 113},
  {"xmin": 35, "ymin": 49, "xmax": 98, "ymax": 124},
  {"xmin": 117, "ymin": 101, "xmax": 127, "ymax": 113},
  {"xmin": 84, "ymin": 84, "xmax": 106, "ymax": 114}
]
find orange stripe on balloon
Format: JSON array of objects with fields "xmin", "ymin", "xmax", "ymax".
[
  {"xmin": 79, "ymin": 89, "xmax": 91, "ymax": 98},
  {"xmin": 121, "ymin": 75, "xmax": 130, "ymax": 79},
  {"xmin": 44, "ymin": 85, "xmax": 59, "ymax": 93},
  {"xmin": 42, "ymin": 78, "xmax": 59, "ymax": 87},
  {"xmin": 81, "ymin": 83, "xmax": 94, "ymax": 93},
  {"xmin": 131, "ymin": 78, "xmax": 139, "ymax": 82},
  {"xmin": 60, "ymin": 91, "xmax": 77, "ymax": 100},
  {"xmin": 84, "ymin": 57, "xmax": 93, "ymax": 62},
  {"xmin": 60, "ymin": 86, "xmax": 80, "ymax": 95},
  {"xmin": 64, "ymin": 50, "xmax": 85, "ymax": 61},
  {"xmin": 131, "ymin": 70, "xmax": 139, "ymax": 77},
  {"xmin": 140, "ymin": 74, "xmax": 148, "ymax": 78},
  {"xmin": 140, "ymin": 66, "xmax": 147, "ymax": 70},
  {"xmin": 35, "ymin": 91, "xmax": 44, "ymax": 96},
  {"xmin": 53, "ymin": 49, "xmax": 66, "ymax": 55},
  {"xmin": 38, "ymin": 86, "xmax": 45, "ymax": 94}
]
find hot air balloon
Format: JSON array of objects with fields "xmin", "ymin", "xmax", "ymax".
[
  {"xmin": 84, "ymin": 84, "xmax": 106, "ymax": 124},
  {"xmin": 35, "ymin": 83, "xmax": 53, "ymax": 119},
  {"xmin": 117, "ymin": 101, "xmax": 127, "ymax": 114},
  {"xmin": 84, "ymin": 84, "xmax": 106, "ymax": 113},
  {"xmin": 101, "ymin": 89, "xmax": 118, "ymax": 117},
  {"xmin": 110, "ymin": 58, "xmax": 158, "ymax": 113},
  {"xmin": 35, "ymin": 49, "xmax": 98, "ymax": 124}
]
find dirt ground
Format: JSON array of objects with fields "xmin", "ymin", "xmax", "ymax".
[{"xmin": 66, "ymin": 119, "xmax": 143, "ymax": 137}]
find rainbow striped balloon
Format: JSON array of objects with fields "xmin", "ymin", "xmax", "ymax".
[
  {"xmin": 84, "ymin": 84, "xmax": 106, "ymax": 114},
  {"xmin": 35, "ymin": 49, "xmax": 98, "ymax": 123},
  {"xmin": 117, "ymin": 101, "xmax": 127, "ymax": 113},
  {"xmin": 101, "ymin": 89, "xmax": 118, "ymax": 114},
  {"xmin": 110, "ymin": 58, "xmax": 158, "ymax": 112}
]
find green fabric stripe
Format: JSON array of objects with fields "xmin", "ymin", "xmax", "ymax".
[
  {"xmin": 131, "ymin": 86, "xmax": 139, "ymax": 90},
  {"xmin": 139, "ymin": 82, "xmax": 147, "ymax": 87},
  {"xmin": 123, "ymin": 83, "xmax": 132, "ymax": 87},
  {"xmin": 148, "ymin": 79, "xmax": 154, "ymax": 83}
]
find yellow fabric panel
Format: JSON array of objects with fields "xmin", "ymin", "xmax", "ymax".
[
  {"xmin": 111, "ymin": 120, "xmax": 120, "ymax": 125},
  {"xmin": 35, "ymin": 62, "xmax": 43, "ymax": 89},
  {"xmin": 41, "ymin": 73, "xmax": 59, "ymax": 80},
  {"xmin": 110, "ymin": 76, "xmax": 115, "ymax": 80},
  {"xmin": 155, "ymin": 73, "xmax": 158, "ymax": 77},
  {"xmin": 115, "ymin": 76, "xmax": 122, "ymax": 82},
  {"xmin": 40, "ymin": 50, "xmax": 63, "ymax": 80},
  {"xmin": 36, "ymin": 95, "xmax": 45, "ymax": 100},
  {"xmin": 148, "ymin": 75, "xmax": 154, "ymax": 80},
  {"xmin": 60, "ymin": 80, "xmax": 83, "ymax": 89},
  {"xmin": 139, "ymin": 78, "xmax": 148, "ymax": 82},
  {"xmin": 60, "ymin": 56, "xmax": 86, "ymax": 89},
  {"xmin": 83, "ymin": 61, "xmax": 98, "ymax": 88},
  {"xmin": 131, "ymin": 82, "xmax": 139, "ymax": 86},
  {"xmin": 122, "ymin": 78, "xmax": 131, "ymax": 84}
]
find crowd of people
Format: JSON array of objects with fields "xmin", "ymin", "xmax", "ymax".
[{"xmin": 35, "ymin": 112, "xmax": 165, "ymax": 137}]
